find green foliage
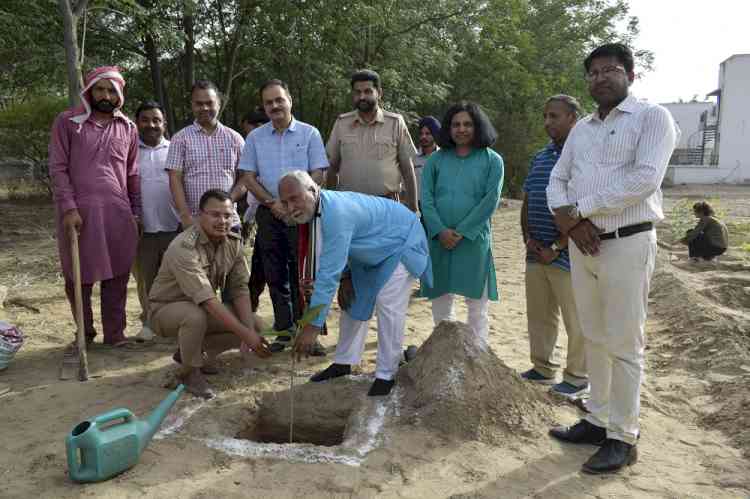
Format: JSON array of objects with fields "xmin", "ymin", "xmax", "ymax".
[
  {"xmin": 0, "ymin": 0, "xmax": 652, "ymax": 199},
  {"xmin": 0, "ymin": 96, "xmax": 69, "ymax": 196}
]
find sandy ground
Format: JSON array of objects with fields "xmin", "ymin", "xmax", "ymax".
[{"xmin": 1, "ymin": 186, "xmax": 749, "ymax": 499}]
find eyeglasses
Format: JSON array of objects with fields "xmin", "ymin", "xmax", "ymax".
[{"xmin": 584, "ymin": 65, "xmax": 626, "ymax": 82}]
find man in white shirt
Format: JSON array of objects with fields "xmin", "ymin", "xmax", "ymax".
[
  {"xmin": 546, "ymin": 43, "xmax": 678, "ymax": 474},
  {"xmin": 132, "ymin": 101, "xmax": 180, "ymax": 341}
]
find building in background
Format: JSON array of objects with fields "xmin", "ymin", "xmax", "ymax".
[{"xmin": 665, "ymin": 54, "xmax": 750, "ymax": 185}]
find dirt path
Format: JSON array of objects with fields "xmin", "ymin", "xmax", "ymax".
[{"xmin": 0, "ymin": 195, "xmax": 748, "ymax": 498}]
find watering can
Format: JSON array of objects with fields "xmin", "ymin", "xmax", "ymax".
[{"xmin": 65, "ymin": 384, "xmax": 185, "ymax": 483}]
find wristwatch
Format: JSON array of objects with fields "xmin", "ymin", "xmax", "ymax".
[
  {"xmin": 550, "ymin": 241, "xmax": 563, "ymax": 252},
  {"xmin": 567, "ymin": 202, "xmax": 580, "ymax": 219}
]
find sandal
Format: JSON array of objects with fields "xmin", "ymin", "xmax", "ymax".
[{"xmin": 107, "ymin": 338, "xmax": 144, "ymax": 350}]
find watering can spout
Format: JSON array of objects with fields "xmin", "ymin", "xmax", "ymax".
[{"xmin": 139, "ymin": 384, "xmax": 185, "ymax": 448}]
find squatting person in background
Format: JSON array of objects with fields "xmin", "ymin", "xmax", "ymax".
[
  {"xmin": 679, "ymin": 201, "xmax": 729, "ymax": 262},
  {"xmin": 48, "ymin": 66, "xmax": 141, "ymax": 349},
  {"xmin": 420, "ymin": 102, "xmax": 504, "ymax": 346}
]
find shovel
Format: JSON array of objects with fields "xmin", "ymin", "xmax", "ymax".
[{"xmin": 59, "ymin": 227, "xmax": 89, "ymax": 381}]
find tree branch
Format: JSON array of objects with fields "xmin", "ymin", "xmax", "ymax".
[
  {"xmin": 373, "ymin": 7, "xmax": 477, "ymax": 56},
  {"xmin": 72, "ymin": 0, "xmax": 89, "ymax": 17}
]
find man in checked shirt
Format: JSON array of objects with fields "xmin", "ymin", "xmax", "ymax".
[
  {"xmin": 166, "ymin": 80, "xmax": 246, "ymax": 232},
  {"xmin": 546, "ymin": 43, "xmax": 679, "ymax": 474}
]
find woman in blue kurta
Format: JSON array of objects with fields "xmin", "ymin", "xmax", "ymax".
[{"xmin": 420, "ymin": 102, "xmax": 504, "ymax": 344}]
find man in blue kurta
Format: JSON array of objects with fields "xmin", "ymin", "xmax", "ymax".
[{"xmin": 279, "ymin": 171, "xmax": 432, "ymax": 396}]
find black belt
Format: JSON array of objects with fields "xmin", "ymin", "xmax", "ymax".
[{"xmin": 599, "ymin": 222, "xmax": 653, "ymax": 240}]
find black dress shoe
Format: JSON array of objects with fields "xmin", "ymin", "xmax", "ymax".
[
  {"xmin": 310, "ymin": 363, "xmax": 351, "ymax": 382},
  {"xmin": 368, "ymin": 378, "xmax": 395, "ymax": 396},
  {"xmin": 582, "ymin": 438, "xmax": 638, "ymax": 474},
  {"xmin": 549, "ymin": 419, "xmax": 606, "ymax": 445}
]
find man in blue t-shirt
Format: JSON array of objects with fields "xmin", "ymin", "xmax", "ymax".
[{"xmin": 520, "ymin": 94, "xmax": 588, "ymax": 397}]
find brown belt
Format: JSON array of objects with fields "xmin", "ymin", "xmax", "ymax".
[{"xmin": 379, "ymin": 192, "xmax": 400, "ymax": 202}]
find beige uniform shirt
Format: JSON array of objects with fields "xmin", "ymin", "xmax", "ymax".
[
  {"xmin": 149, "ymin": 225, "xmax": 250, "ymax": 317},
  {"xmin": 326, "ymin": 108, "xmax": 417, "ymax": 195}
]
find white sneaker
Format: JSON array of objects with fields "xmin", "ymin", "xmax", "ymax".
[{"xmin": 134, "ymin": 326, "xmax": 155, "ymax": 342}]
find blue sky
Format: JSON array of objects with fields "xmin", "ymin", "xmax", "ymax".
[{"xmin": 626, "ymin": 0, "xmax": 749, "ymax": 103}]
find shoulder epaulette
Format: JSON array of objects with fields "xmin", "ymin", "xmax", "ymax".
[{"xmin": 180, "ymin": 228, "xmax": 200, "ymax": 249}]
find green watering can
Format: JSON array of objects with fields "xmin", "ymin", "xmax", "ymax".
[{"xmin": 66, "ymin": 384, "xmax": 185, "ymax": 483}]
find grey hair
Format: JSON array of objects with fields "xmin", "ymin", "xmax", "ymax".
[
  {"xmin": 545, "ymin": 94, "xmax": 583, "ymax": 118},
  {"xmin": 279, "ymin": 170, "xmax": 318, "ymax": 192}
]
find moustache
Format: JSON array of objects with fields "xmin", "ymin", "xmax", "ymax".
[{"xmin": 93, "ymin": 99, "xmax": 116, "ymax": 113}]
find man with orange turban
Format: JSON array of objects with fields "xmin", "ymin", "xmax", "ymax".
[{"xmin": 48, "ymin": 66, "xmax": 141, "ymax": 348}]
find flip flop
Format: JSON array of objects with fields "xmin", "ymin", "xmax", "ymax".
[{"xmin": 108, "ymin": 339, "xmax": 146, "ymax": 350}]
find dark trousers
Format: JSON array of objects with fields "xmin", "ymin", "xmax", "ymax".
[
  {"xmin": 248, "ymin": 233, "xmax": 266, "ymax": 312},
  {"xmin": 255, "ymin": 205, "xmax": 300, "ymax": 331},
  {"xmin": 64, "ymin": 273, "xmax": 129, "ymax": 344},
  {"xmin": 688, "ymin": 235, "xmax": 726, "ymax": 260},
  {"xmin": 133, "ymin": 231, "xmax": 178, "ymax": 326}
]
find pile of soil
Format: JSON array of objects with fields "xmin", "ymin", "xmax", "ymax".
[
  {"xmin": 397, "ymin": 321, "xmax": 554, "ymax": 444},
  {"xmin": 650, "ymin": 252, "xmax": 750, "ymax": 457}
]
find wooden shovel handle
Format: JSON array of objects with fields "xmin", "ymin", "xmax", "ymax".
[{"xmin": 69, "ymin": 227, "xmax": 89, "ymax": 381}]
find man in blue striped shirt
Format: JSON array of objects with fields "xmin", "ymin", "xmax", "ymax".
[{"xmin": 520, "ymin": 94, "xmax": 587, "ymax": 397}]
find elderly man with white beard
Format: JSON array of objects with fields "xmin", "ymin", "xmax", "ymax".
[{"xmin": 277, "ymin": 171, "xmax": 432, "ymax": 396}]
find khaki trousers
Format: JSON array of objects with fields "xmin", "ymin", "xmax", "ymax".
[
  {"xmin": 132, "ymin": 231, "xmax": 178, "ymax": 327},
  {"xmin": 151, "ymin": 301, "xmax": 242, "ymax": 367},
  {"xmin": 570, "ymin": 229, "xmax": 657, "ymax": 445},
  {"xmin": 525, "ymin": 262, "xmax": 587, "ymax": 385}
]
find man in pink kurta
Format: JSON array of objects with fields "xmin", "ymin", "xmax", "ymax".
[{"xmin": 48, "ymin": 66, "xmax": 141, "ymax": 346}]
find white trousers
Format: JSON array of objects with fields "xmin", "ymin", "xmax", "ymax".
[
  {"xmin": 430, "ymin": 282, "xmax": 489, "ymax": 344},
  {"xmin": 334, "ymin": 263, "xmax": 415, "ymax": 380},
  {"xmin": 570, "ymin": 229, "xmax": 656, "ymax": 445}
]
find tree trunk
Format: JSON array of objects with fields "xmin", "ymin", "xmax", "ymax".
[
  {"xmin": 58, "ymin": 0, "xmax": 87, "ymax": 107},
  {"xmin": 144, "ymin": 32, "xmax": 173, "ymax": 135},
  {"xmin": 183, "ymin": 2, "xmax": 195, "ymax": 95}
]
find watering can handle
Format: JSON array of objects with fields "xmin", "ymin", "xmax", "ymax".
[{"xmin": 92, "ymin": 408, "xmax": 135, "ymax": 426}]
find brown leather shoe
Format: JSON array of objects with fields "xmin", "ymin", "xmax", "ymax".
[
  {"xmin": 582, "ymin": 438, "xmax": 638, "ymax": 474},
  {"xmin": 173, "ymin": 349, "xmax": 220, "ymax": 375},
  {"xmin": 549, "ymin": 419, "xmax": 606, "ymax": 446},
  {"xmin": 177, "ymin": 368, "xmax": 215, "ymax": 399}
]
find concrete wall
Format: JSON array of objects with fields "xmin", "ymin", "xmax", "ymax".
[
  {"xmin": 662, "ymin": 102, "xmax": 714, "ymax": 149},
  {"xmin": 716, "ymin": 55, "xmax": 750, "ymax": 181},
  {"xmin": 665, "ymin": 164, "xmax": 747, "ymax": 185}
]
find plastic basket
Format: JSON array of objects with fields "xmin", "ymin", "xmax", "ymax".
[{"xmin": 0, "ymin": 321, "xmax": 24, "ymax": 370}]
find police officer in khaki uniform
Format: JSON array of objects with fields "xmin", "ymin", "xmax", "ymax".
[
  {"xmin": 149, "ymin": 189, "xmax": 271, "ymax": 398},
  {"xmin": 325, "ymin": 69, "xmax": 419, "ymax": 212}
]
